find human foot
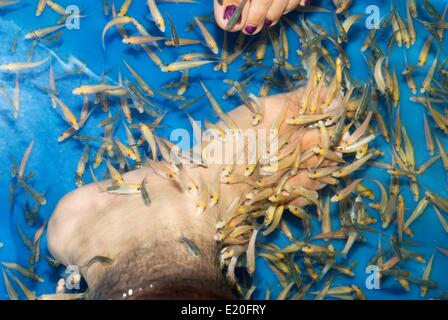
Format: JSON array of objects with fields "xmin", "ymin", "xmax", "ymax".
[
  {"xmin": 46, "ymin": 86, "xmax": 340, "ymax": 299},
  {"xmin": 214, "ymin": 0, "xmax": 310, "ymax": 35}
]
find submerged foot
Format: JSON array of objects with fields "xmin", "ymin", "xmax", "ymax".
[{"xmin": 214, "ymin": 0, "xmax": 310, "ymax": 35}]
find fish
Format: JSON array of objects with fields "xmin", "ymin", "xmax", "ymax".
[
  {"xmin": 25, "ymin": 24, "xmax": 65, "ymax": 40},
  {"xmin": 72, "ymin": 84, "xmax": 125, "ymax": 96},
  {"xmin": 2, "ymin": 269, "xmax": 18, "ymax": 300},
  {"xmin": 435, "ymin": 136, "xmax": 448, "ymax": 170},
  {"xmin": 423, "ymin": 113, "xmax": 435, "ymax": 156},
  {"xmin": 17, "ymin": 177, "xmax": 46, "ymax": 205},
  {"xmin": 179, "ymin": 236, "xmax": 201, "ymax": 259},
  {"xmin": 208, "ymin": 169, "xmax": 221, "ymax": 207},
  {"xmin": 416, "ymin": 155, "xmax": 441, "ymax": 175},
  {"xmin": 421, "ymin": 55, "xmax": 438, "ymax": 93},
  {"xmin": 122, "ymin": 35, "xmax": 165, "ymax": 45},
  {"xmin": 75, "ymin": 144, "xmax": 90, "ymax": 187},
  {"xmin": 199, "ymin": 80, "xmax": 237, "ymax": 129},
  {"xmin": 161, "ymin": 60, "xmax": 215, "ymax": 72},
  {"xmin": 141, "ymin": 178, "xmax": 151, "ymax": 206},
  {"xmin": 101, "ymin": 16, "xmax": 149, "ymax": 49},
  {"xmin": 396, "ymin": 13, "xmax": 410, "ymax": 48},
  {"xmin": 406, "ymin": 3, "xmax": 416, "ymax": 45},
  {"xmin": 8, "ymin": 271, "xmax": 36, "ymax": 300},
  {"xmin": 194, "ymin": 17, "xmax": 218, "ymax": 54},
  {"xmin": 433, "ymin": 205, "xmax": 448, "ymax": 233},
  {"xmin": 106, "ymin": 160, "xmax": 123, "ymax": 185},
  {"xmin": 374, "ymin": 56, "xmax": 387, "ymax": 96},
  {"xmin": 18, "ymin": 140, "xmax": 34, "ymax": 179},
  {"xmin": 331, "ymin": 179, "xmax": 363, "ymax": 202},
  {"xmin": 140, "ymin": 123, "xmax": 158, "ymax": 160},
  {"xmin": 52, "ymin": 96, "xmax": 80, "ymax": 130},
  {"xmin": 1, "ymin": 262, "xmax": 44, "ymax": 282},
  {"xmin": 36, "ymin": 0, "xmax": 48, "ymax": 16},
  {"xmin": 0, "ymin": 56, "xmax": 50, "ymax": 72},
  {"xmin": 141, "ymin": 44, "xmax": 165, "ymax": 69},
  {"xmin": 37, "ymin": 293, "xmax": 87, "ymax": 300},
  {"xmin": 123, "ymin": 60, "xmax": 154, "ymax": 96},
  {"xmin": 147, "ymin": 0, "xmax": 165, "ymax": 32},
  {"xmin": 81, "ymin": 255, "xmax": 113, "ymax": 270},
  {"xmin": 225, "ymin": 0, "xmax": 248, "ymax": 31},
  {"xmin": 118, "ymin": 0, "xmax": 132, "ymax": 16},
  {"xmin": 407, "ymin": 0, "xmax": 417, "ymax": 18},
  {"xmin": 332, "ymin": 153, "xmax": 375, "ymax": 178},
  {"xmin": 405, "ymin": 196, "xmax": 430, "ymax": 229},
  {"xmin": 421, "ymin": 252, "xmax": 435, "ymax": 297}
]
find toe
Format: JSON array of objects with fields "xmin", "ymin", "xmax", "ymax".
[
  {"xmin": 264, "ymin": 0, "xmax": 289, "ymax": 28},
  {"xmin": 242, "ymin": 0, "xmax": 272, "ymax": 35},
  {"xmin": 284, "ymin": 0, "xmax": 301, "ymax": 14},
  {"xmin": 214, "ymin": 0, "xmax": 250, "ymax": 32}
]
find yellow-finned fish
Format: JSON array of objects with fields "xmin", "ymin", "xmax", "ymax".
[
  {"xmin": 106, "ymin": 160, "xmax": 124, "ymax": 185},
  {"xmin": 122, "ymin": 35, "xmax": 165, "ymax": 45},
  {"xmin": 147, "ymin": 0, "xmax": 165, "ymax": 32},
  {"xmin": 72, "ymin": 84, "xmax": 122, "ymax": 95},
  {"xmin": 118, "ymin": 0, "xmax": 132, "ymax": 16},
  {"xmin": 2, "ymin": 269, "xmax": 18, "ymax": 300},
  {"xmin": 102, "ymin": 16, "xmax": 149, "ymax": 49},
  {"xmin": 423, "ymin": 113, "xmax": 435, "ymax": 156},
  {"xmin": 194, "ymin": 17, "xmax": 218, "ymax": 54},
  {"xmin": 19, "ymin": 140, "xmax": 34, "ymax": 179},
  {"xmin": 2, "ymin": 262, "xmax": 44, "ymax": 282},
  {"xmin": 421, "ymin": 252, "xmax": 435, "ymax": 297},
  {"xmin": 46, "ymin": 0, "xmax": 64, "ymax": 14},
  {"xmin": 53, "ymin": 96, "xmax": 80, "ymax": 130},
  {"xmin": 406, "ymin": 3, "xmax": 416, "ymax": 45},
  {"xmin": 332, "ymin": 153, "xmax": 375, "ymax": 178},
  {"xmin": 8, "ymin": 271, "xmax": 36, "ymax": 300},
  {"xmin": 25, "ymin": 24, "xmax": 65, "ymax": 40},
  {"xmin": 36, "ymin": 0, "xmax": 48, "ymax": 16},
  {"xmin": 0, "ymin": 56, "xmax": 50, "ymax": 72},
  {"xmin": 161, "ymin": 60, "xmax": 215, "ymax": 72},
  {"xmin": 123, "ymin": 60, "xmax": 154, "ymax": 96},
  {"xmin": 418, "ymin": 36, "xmax": 433, "ymax": 66},
  {"xmin": 408, "ymin": 0, "xmax": 417, "ymax": 18},
  {"xmin": 140, "ymin": 123, "xmax": 158, "ymax": 161},
  {"xmin": 421, "ymin": 55, "xmax": 438, "ymax": 93}
]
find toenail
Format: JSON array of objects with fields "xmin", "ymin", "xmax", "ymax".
[
  {"xmin": 301, "ymin": 0, "xmax": 311, "ymax": 5},
  {"xmin": 264, "ymin": 19, "xmax": 273, "ymax": 27},
  {"xmin": 244, "ymin": 24, "xmax": 257, "ymax": 34},
  {"xmin": 223, "ymin": 5, "xmax": 237, "ymax": 20}
]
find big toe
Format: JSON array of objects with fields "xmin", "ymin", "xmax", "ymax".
[{"xmin": 264, "ymin": 0, "xmax": 289, "ymax": 28}]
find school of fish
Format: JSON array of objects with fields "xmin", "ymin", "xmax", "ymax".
[{"xmin": 0, "ymin": 0, "xmax": 447, "ymax": 300}]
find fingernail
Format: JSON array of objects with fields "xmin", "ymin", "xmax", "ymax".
[
  {"xmin": 264, "ymin": 19, "xmax": 273, "ymax": 27},
  {"xmin": 224, "ymin": 5, "xmax": 237, "ymax": 20},
  {"xmin": 244, "ymin": 24, "xmax": 257, "ymax": 35}
]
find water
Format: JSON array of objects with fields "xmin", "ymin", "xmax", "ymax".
[{"xmin": 0, "ymin": 0, "xmax": 447, "ymax": 300}]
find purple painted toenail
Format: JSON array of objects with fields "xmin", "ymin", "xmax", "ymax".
[
  {"xmin": 264, "ymin": 19, "xmax": 273, "ymax": 27},
  {"xmin": 302, "ymin": 0, "xmax": 311, "ymax": 5},
  {"xmin": 245, "ymin": 24, "xmax": 257, "ymax": 34},
  {"xmin": 224, "ymin": 5, "xmax": 237, "ymax": 20}
]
